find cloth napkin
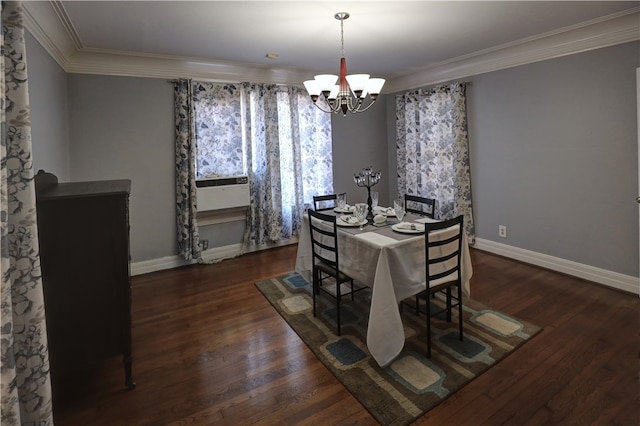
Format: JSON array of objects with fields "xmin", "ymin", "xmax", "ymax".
[
  {"xmin": 339, "ymin": 204, "xmax": 355, "ymax": 212},
  {"xmin": 382, "ymin": 207, "xmax": 395, "ymax": 216},
  {"xmin": 340, "ymin": 215, "xmax": 359, "ymax": 224},
  {"xmin": 395, "ymin": 222, "xmax": 425, "ymax": 231}
]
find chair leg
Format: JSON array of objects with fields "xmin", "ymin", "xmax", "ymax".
[
  {"xmin": 336, "ymin": 280, "xmax": 341, "ymax": 336},
  {"xmin": 312, "ymin": 269, "xmax": 318, "ymax": 318},
  {"xmin": 351, "ymin": 280, "xmax": 355, "ymax": 301},
  {"xmin": 446, "ymin": 287, "xmax": 452, "ymax": 322},
  {"xmin": 458, "ymin": 285, "xmax": 464, "ymax": 341},
  {"xmin": 426, "ymin": 290, "xmax": 432, "ymax": 358}
]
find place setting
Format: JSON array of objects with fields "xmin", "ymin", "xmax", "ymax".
[
  {"xmin": 333, "ymin": 192, "xmax": 355, "ymax": 214},
  {"xmin": 383, "ymin": 199, "xmax": 425, "ymax": 234},
  {"xmin": 336, "ymin": 203, "xmax": 368, "ymax": 230}
]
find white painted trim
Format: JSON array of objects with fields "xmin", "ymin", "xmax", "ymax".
[
  {"xmin": 23, "ymin": 3, "xmax": 640, "ymax": 91},
  {"xmin": 386, "ymin": 9, "xmax": 640, "ymax": 92},
  {"xmin": 130, "ymin": 254, "xmax": 192, "ymax": 276},
  {"xmin": 22, "ymin": 1, "xmax": 73, "ymax": 69},
  {"xmin": 130, "ymin": 238, "xmax": 298, "ymax": 276},
  {"xmin": 474, "ymin": 238, "xmax": 639, "ymax": 295},
  {"xmin": 200, "ymin": 243, "xmax": 245, "ymax": 264}
]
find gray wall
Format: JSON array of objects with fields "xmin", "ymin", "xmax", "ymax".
[
  {"xmin": 26, "ymin": 30, "xmax": 639, "ymax": 277},
  {"xmin": 387, "ymin": 41, "xmax": 639, "ymax": 277},
  {"xmin": 26, "ymin": 31, "xmax": 70, "ymax": 181},
  {"xmin": 469, "ymin": 41, "xmax": 638, "ymax": 276},
  {"xmin": 66, "ymin": 75, "xmax": 178, "ymax": 262},
  {"xmin": 331, "ymin": 98, "xmax": 389, "ymax": 207}
]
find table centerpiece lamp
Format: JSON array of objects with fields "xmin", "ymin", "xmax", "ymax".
[{"xmin": 353, "ymin": 167, "xmax": 381, "ymax": 221}]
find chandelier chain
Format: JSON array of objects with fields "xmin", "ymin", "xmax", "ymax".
[{"xmin": 340, "ymin": 17, "xmax": 345, "ymax": 58}]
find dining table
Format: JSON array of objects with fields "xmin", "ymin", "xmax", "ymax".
[{"xmin": 295, "ymin": 206, "xmax": 473, "ymax": 367}]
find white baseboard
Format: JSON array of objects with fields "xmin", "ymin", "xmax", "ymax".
[
  {"xmin": 132, "ymin": 238, "xmax": 638, "ymax": 296},
  {"xmin": 131, "ymin": 254, "xmax": 192, "ymax": 276},
  {"xmin": 474, "ymin": 238, "xmax": 639, "ymax": 295},
  {"xmin": 131, "ymin": 238, "xmax": 298, "ymax": 276}
]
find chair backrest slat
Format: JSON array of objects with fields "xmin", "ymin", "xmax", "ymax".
[
  {"xmin": 425, "ymin": 215, "xmax": 464, "ymax": 285},
  {"xmin": 313, "ymin": 194, "xmax": 338, "ymax": 211},
  {"xmin": 308, "ymin": 209, "xmax": 341, "ymax": 272},
  {"xmin": 405, "ymin": 194, "xmax": 436, "ymax": 219}
]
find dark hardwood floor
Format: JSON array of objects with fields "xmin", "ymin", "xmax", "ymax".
[{"xmin": 52, "ymin": 245, "xmax": 638, "ymax": 425}]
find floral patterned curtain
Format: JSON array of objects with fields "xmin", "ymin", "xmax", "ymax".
[
  {"xmin": 396, "ymin": 82, "xmax": 475, "ymax": 242},
  {"xmin": 173, "ymin": 79, "xmax": 201, "ymax": 260},
  {"xmin": 0, "ymin": 1, "xmax": 54, "ymax": 424},
  {"xmin": 241, "ymin": 83, "xmax": 333, "ymax": 246},
  {"xmin": 174, "ymin": 80, "xmax": 333, "ymax": 251},
  {"xmin": 192, "ymin": 82, "xmax": 243, "ymax": 179}
]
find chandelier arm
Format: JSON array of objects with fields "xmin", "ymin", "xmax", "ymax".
[
  {"xmin": 312, "ymin": 102, "xmax": 333, "ymax": 114},
  {"xmin": 350, "ymin": 98, "xmax": 379, "ymax": 114},
  {"xmin": 313, "ymin": 96, "xmax": 342, "ymax": 114}
]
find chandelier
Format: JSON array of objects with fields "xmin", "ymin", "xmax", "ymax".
[{"xmin": 303, "ymin": 12, "xmax": 385, "ymax": 116}]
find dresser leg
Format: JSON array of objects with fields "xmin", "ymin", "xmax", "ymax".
[{"xmin": 124, "ymin": 354, "xmax": 136, "ymax": 389}]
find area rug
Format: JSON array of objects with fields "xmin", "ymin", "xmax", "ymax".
[{"xmin": 255, "ymin": 274, "xmax": 541, "ymax": 426}]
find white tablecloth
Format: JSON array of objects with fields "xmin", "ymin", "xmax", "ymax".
[{"xmin": 295, "ymin": 212, "xmax": 473, "ymax": 366}]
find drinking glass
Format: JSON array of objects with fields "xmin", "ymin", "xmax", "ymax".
[
  {"xmin": 393, "ymin": 199, "xmax": 403, "ymax": 215},
  {"xmin": 337, "ymin": 193, "xmax": 347, "ymax": 210},
  {"xmin": 395, "ymin": 206, "xmax": 406, "ymax": 222},
  {"xmin": 355, "ymin": 203, "xmax": 367, "ymax": 230},
  {"xmin": 371, "ymin": 191, "xmax": 379, "ymax": 210}
]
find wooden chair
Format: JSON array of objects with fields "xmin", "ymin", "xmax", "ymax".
[
  {"xmin": 404, "ymin": 194, "xmax": 436, "ymax": 219},
  {"xmin": 415, "ymin": 215, "xmax": 464, "ymax": 357},
  {"xmin": 307, "ymin": 209, "xmax": 363, "ymax": 335},
  {"xmin": 313, "ymin": 194, "xmax": 337, "ymax": 211}
]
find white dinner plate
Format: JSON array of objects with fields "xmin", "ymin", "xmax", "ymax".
[
  {"xmin": 336, "ymin": 216, "xmax": 367, "ymax": 227},
  {"xmin": 391, "ymin": 223, "xmax": 425, "ymax": 234}
]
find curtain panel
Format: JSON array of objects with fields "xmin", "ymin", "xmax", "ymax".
[
  {"xmin": 395, "ymin": 82, "xmax": 476, "ymax": 242},
  {"xmin": 1, "ymin": 1, "xmax": 54, "ymax": 424},
  {"xmin": 179, "ymin": 81, "xmax": 333, "ymax": 250},
  {"xmin": 240, "ymin": 83, "xmax": 333, "ymax": 247},
  {"xmin": 173, "ymin": 79, "xmax": 201, "ymax": 261}
]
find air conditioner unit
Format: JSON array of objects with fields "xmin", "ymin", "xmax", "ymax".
[{"xmin": 196, "ymin": 176, "xmax": 250, "ymax": 212}]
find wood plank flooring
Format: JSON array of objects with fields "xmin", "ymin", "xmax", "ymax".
[{"xmin": 52, "ymin": 245, "xmax": 639, "ymax": 425}]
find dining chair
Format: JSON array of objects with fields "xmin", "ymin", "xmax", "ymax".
[
  {"xmin": 414, "ymin": 215, "xmax": 464, "ymax": 357},
  {"xmin": 404, "ymin": 194, "xmax": 436, "ymax": 219},
  {"xmin": 313, "ymin": 193, "xmax": 337, "ymax": 211},
  {"xmin": 307, "ymin": 209, "xmax": 363, "ymax": 335}
]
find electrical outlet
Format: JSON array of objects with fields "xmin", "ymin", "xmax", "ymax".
[
  {"xmin": 201, "ymin": 239, "xmax": 209, "ymax": 250},
  {"xmin": 498, "ymin": 225, "xmax": 507, "ymax": 238}
]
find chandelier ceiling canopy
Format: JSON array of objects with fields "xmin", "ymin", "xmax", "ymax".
[{"xmin": 303, "ymin": 12, "xmax": 386, "ymax": 116}]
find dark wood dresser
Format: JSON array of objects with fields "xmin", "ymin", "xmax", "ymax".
[{"xmin": 34, "ymin": 171, "xmax": 135, "ymax": 406}]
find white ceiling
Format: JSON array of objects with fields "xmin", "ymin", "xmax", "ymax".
[{"xmin": 24, "ymin": 1, "xmax": 640, "ymax": 92}]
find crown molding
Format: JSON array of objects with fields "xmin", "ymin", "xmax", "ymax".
[
  {"xmin": 23, "ymin": 3, "xmax": 639, "ymax": 90},
  {"xmin": 22, "ymin": 1, "xmax": 75, "ymax": 69},
  {"xmin": 63, "ymin": 49, "xmax": 312, "ymax": 84},
  {"xmin": 385, "ymin": 8, "xmax": 640, "ymax": 92}
]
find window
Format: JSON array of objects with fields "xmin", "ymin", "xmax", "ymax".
[
  {"xmin": 192, "ymin": 82, "xmax": 334, "ymax": 207},
  {"xmin": 193, "ymin": 83, "xmax": 245, "ymax": 179}
]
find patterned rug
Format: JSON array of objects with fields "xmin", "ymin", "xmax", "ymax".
[{"xmin": 255, "ymin": 274, "xmax": 541, "ymax": 426}]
